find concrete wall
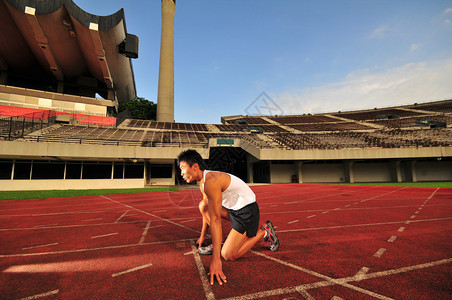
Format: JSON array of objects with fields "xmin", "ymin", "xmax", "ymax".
[
  {"xmin": 270, "ymin": 163, "xmax": 297, "ymax": 184},
  {"xmin": 353, "ymin": 162, "xmax": 392, "ymax": 182},
  {"xmin": 0, "ymin": 85, "xmax": 112, "ymax": 116},
  {"xmin": 301, "ymin": 164, "xmax": 345, "ymax": 183},
  {"xmin": 416, "ymin": 160, "xmax": 452, "ymax": 181},
  {"xmin": 0, "ymin": 179, "xmax": 144, "ymax": 191}
]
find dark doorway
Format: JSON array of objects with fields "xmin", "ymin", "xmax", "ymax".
[{"xmin": 207, "ymin": 147, "xmax": 248, "ymax": 182}]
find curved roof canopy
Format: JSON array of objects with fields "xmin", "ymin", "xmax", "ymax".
[{"xmin": 0, "ymin": 0, "xmax": 138, "ymax": 102}]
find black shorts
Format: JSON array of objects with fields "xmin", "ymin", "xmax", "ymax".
[{"xmin": 228, "ymin": 202, "xmax": 260, "ymax": 237}]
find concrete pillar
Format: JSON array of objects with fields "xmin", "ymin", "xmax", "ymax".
[
  {"xmin": 157, "ymin": 0, "xmax": 175, "ymax": 122},
  {"xmin": 344, "ymin": 161, "xmax": 354, "ymax": 183},
  {"xmin": 407, "ymin": 161, "xmax": 417, "ymax": 182},
  {"xmin": 57, "ymin": 81, "xmax": 64, "ymax": 93},
  {"xmin": 247, "ymin": 161, "xmax": 254, "ymax": 184},
  {"xmin": 297, "ymin": 161, "xmax": 303, "ymax": 183},
  {"xmin": 391, "ymin": 160, "xmax": 402, "ymax": 183},
  {"xmin": 0, "ymin": 71, "xmax": 7, "ymax": 85}
]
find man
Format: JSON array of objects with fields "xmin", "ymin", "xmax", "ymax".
[{"xmin": 177, "ymin": 149, "xmax": 279, "ymax": 286}]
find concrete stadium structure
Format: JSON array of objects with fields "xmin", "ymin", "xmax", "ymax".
[
  {"xmin": 0, "ymin": 0, "xmax": 451, "ymax": 191},
  {"xmin": 1, "ymin": 99, "xmax": 451, "ymax": 191}
]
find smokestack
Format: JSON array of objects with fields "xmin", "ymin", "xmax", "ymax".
[{"xmin": 157, "ymin": 0, "xmax": 175, "ymax": 122}]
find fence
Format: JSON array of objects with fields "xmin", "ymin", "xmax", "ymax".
[{"xmin": 0, "ymin": 110, "xmax": 57, "ymax": 140}]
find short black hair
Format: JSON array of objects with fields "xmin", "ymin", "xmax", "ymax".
[{"xmin": 177, "ymin": 149, "xmax": 208, "ymax": 171}]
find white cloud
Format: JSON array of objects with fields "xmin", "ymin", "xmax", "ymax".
[
  {"xmin": 369, "ymin": 25, "xmax": 390, "ymax": 39},
  {"xmin": 443, "ymin": 8, "xmax": 452, "ymax": 14},
  {"xmin": 273, "ymin": 58, "xmax": 452, "ymax": 115},
  {"xmin": 410, "ymin": 43, "xmax": 421, "ymax": 52}
]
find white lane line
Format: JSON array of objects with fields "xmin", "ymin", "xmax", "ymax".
[
  {"xmin": 249, "ymin": 250, "xmax": 393, "ymax": 300},
  {"xmin": 91, "ymin": 233, "xmax": 118, "ymax": 239},
  {"xmin": 153, "ymin": 210, "xmax": 167, "ymax": 213},
  {"xmin": 0, "ymin": 237, "xmax": 197, "ymax": 258},
  {"xmin": 307, "ymin": 215, "xmax": 316, "ymax": 219},
  {"xmin": 288, "ymin": 220, "xmax": 299, "ymax": 224},
  {"xmin": 410, "ymin": 215, "xmax": 416, "ymax": 219},
  {"xmin": 334, "ymin": 208, "xmax": 340, "ymax": 211},
  {"xmin": 180, "ymin": 219, "xmax": 196, "ymax": 223},
  {"xmin": 184, "ymin": 251, "xmax": 194, "ymax": 256},
  {"xmin": 142, "ymin": 225, "xmax": 163, "ymax": 230},
  {"xmin": 22, "ymin": 243, "xmax": 59, "ymax": 250},
  {"xmin": 82, "ymin": 218, "xmax": 103, "ymax": 222},
  {"xmin": 221, "ymin": 258, "xmax": 452, "ymax": 300},
  {"xmin": 295, "ymin": 286, "xmax": 315, "ymax": 299},
  {"xmin": 276, "ymin": 217, "xmax": 452, "ymax": 234},
  {"xmin": 344, "ymin": 205, "xmax": 351, "ymax": 208},
  {"xmin": 405, "ymin": 221, "xmax": 411, "ymax": 225},
  {"xmin": 322, "ymin": 211, "xmax": 329, "ymax": 214},
  {"xmin": 190, "ymin": 240, "xmax": 215, "ymax": 300},
  {"xmin": 139, "ymin": 221, "xmax": 152, "ymax": 244},
  {"xmin": 354, "ymin": 266, "xmax": 370, "ymax": 281},
  {"xmin": 19, "ymin": 289, "xmax": 59, "ymax": 300},
  {"xmin": 373, "ymin": 248, "xmax": 386, "ymax": 258},
  {"xmin": 397, "ymin": 227, "xmax": 405, "ymax": 232},
  {"xmin": 100, "ymin": 195, "xmax": 200, "ymax": 234},
  {"xmin": 114, "ymin": 210, "xmax": 129, "ymax": 223},
  {"xmin": 387, "ymin": 236, "xmax": 397, "ymax": 243},
  {"xmin": 33, "ymin": 224, "xmax": 58, "ymax": 228},
  {"xmin": 428, "ymin": 187, "xmax": 440, "ymax": 200},
  {"xmin": 111, "ymin": 263, "xmax": 153, "ymax": 277}
]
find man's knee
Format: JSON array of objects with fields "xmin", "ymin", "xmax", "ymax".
[
  {"xmin": 221, "ymin": 248, "xmax": 236, "ymax": 261},
  {"xmin": 198, "ymin": 199, "xmax": 208, "ymax": 214}
]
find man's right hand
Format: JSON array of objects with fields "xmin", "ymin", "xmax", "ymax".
[{"xmin": 208, "ymin": 257, "xmax": 227, "ymax": 285}]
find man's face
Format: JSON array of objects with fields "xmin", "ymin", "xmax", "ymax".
[{"xmin": 179, "ymin": 161, "xmax": 197, "ymax": 183}]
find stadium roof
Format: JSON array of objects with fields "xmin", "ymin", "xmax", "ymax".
[{"xmin": 0, "ymin": 0, "xmax": 138, "ymax": 102}]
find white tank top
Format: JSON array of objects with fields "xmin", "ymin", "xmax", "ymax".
[{"xmin": 203, "ymin": 170, "xmax": 256, "ymax": 210}]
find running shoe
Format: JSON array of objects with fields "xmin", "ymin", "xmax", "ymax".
[
  {"xmin": 261, "ymin": 220, "xmax": 280, "ymax": 251},
  {"xmin": 198, "ymin": 244, "xmax": 213, "ymax": 255}
]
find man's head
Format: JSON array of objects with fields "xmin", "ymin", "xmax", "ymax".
[{"xmin": 177, "ymin": 149, "xmax": 208, "ymax": 183}]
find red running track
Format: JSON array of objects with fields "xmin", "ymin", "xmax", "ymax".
[{"xmin": 0, "ymin": 184, "xmax": 451, "ymax": 299}]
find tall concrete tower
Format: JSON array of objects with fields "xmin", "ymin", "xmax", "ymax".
[{"xmin": 157, "ymin": 0, "xmax": 175, "ymax": 122}]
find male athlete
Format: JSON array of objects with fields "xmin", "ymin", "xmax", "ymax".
[{"xmin": 177, "ymin": 149, "xmax": 279, "ymax": 286}]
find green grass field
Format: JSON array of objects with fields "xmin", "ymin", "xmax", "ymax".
[
  {"xmin": 0, "ymin": 182, "xmax": 450, "ymax": 201},
  {"xmin": 316, "ymin": 182, "xmax": 452, "ymax": 188},
  {"xmin": 0, "ymin": 187, "xmax": 179, "ymax": 201}
]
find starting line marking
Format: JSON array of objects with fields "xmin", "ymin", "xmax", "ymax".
[
  {"xmin": 387, "ymin": 236, "xmax": 397, "ymax": 243},
  {"xmin": 19, "ymin": 289, "xmax": 59, "ymax": 300},
  {"xmin": 111, "ymin": 263, "xmax": 153, "ymax": 277},
  {"xmin": 114, "ymin": 210, "xmax": 129, "ymax": 223},
  {"xmin": 139, "ymin": 221, "xmax": 152, "ymax": 244},
  {"xmin": 288, "ymin": 220, "xmax": 299, "ymax": 224},
  {"xmin": 373, "ymin": 248, "xmax": 386, "ymax": 258},
  {"xmin": 190, "ymin": 240, "xmax": 215, "ymax": 300}
]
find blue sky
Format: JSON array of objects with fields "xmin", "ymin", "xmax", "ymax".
[{"xmin": 74, "ymin": 0, "xmax": 452, "ymax": 124}]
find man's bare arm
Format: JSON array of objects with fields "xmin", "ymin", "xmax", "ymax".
[{"xmin": 204, "ymin": 174, "xmax": 227, "ymax": 285}]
